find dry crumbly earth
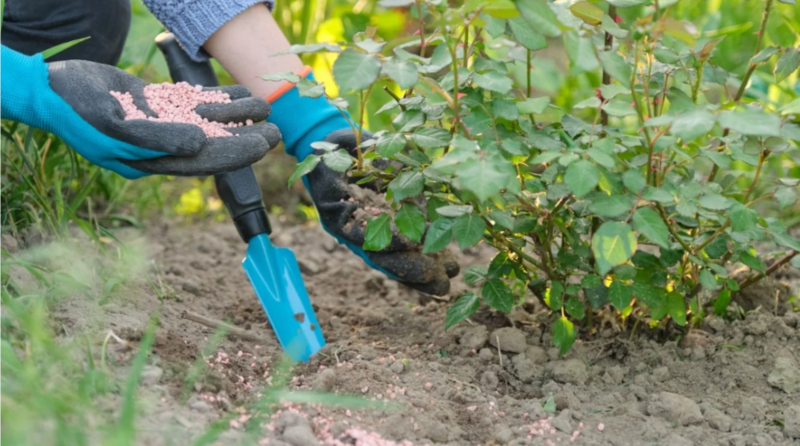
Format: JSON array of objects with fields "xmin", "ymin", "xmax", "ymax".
[{"xmin": 7, "ymin": 214, "xmax": 800, "ymax": 446}]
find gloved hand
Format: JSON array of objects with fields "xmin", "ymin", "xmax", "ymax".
[
  {"xmin": 1, "ymin": 45, "xmax": 281, "ymax": 179},
  {"xmin": 268, "ymin": 73, "xmax": 459, "ymax": 295}
]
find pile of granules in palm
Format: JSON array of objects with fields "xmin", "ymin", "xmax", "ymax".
[{"xmin": 110, "ymin": 82, "xmax": 251, "ymax": 138}]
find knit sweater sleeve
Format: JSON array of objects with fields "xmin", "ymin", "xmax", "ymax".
[{"xmin": 142, "ymin": 0, "xmax": 274, "ymax": 62}]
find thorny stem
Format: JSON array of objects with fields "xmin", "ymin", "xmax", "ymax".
[
  {"xmin": 383, "ymin": 86, "xmax": 405, "ymax": 110},
  {"xmin": 694, "ymin": 220, "xmax": 730, "ymax": 254},
  {"xmin": 737, "ymin": 251, "xmax": 798, "ymax": 291},
  {"xmin": 527, "ymin": 49, "xmax": 532, "ymax": 98},
  {"xmin": 630, "ymin": 41, "xmax": 654, "ymax": 184},
  {"xmin": 356, "ymin": 86, "xmax": 373, "ymax": 170},
  {"xmin": 463, "ymin": 25, "xmax": 470, "ymax": 69},
  {"xmin": 743, "ymin": 150, "xmax": 769, "ymax": 202},
  {"xmin": 734, "ymin": 0, "xmax": 773, "ymax": 104},
  {"xmin": 709, "ymin": 0, "xmax": 773, "ymax": 183},
  {"xmin": 600, "ymin": 5, "xmax": 616, "ymax": 128},
  {"xmin": 656, "ymin": 204, "xmax": 692, "ymax": 253},
  {"xmin": 415, "ymin": 0, "xmax": 426, "ymax": 53}
]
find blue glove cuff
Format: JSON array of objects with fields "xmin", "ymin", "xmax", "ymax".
[
  {"xmin": 267, "ymin": 74, "xmax": 353, "ymax": 161},
  {"xmin": 0, "ymin": 45, "xmax": 154, "ymax": 179},
  {"xmin": 1, "ymin": 46, "xmax": 51, "ymax": 128}
]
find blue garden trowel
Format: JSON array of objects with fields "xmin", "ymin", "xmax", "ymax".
[{"xmin": 156, "ymin": 32, "xmax": 325, "ymax": 362}]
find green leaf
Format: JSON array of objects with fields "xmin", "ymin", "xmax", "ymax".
[
  {"xmin": 751, "ymin": 46, "xmax": 778, "ymax": 64},
  {"xmin": 297, "ymin": 78, "xmax": 325, "ymax": 98},
  {"xmin": 363, "ymin": 214, "xmax": 392, "ymax": 251},
  {"xmin": 643, "ymin": 187, "xmax": 675, "ymax": 205},
  {"xmin": 388, "ymin": 171, "xmax": 425, "ymax": 201},
  {"xmin": 482, "ymin": 279, "xmax": 514, "ymax": 312},
  {"xmin": 322, "ymin": 149, "xmax": 354, "ymax": 172},
  {"xmin": 714, "ymin": 289, "xmax": 732, "ymax": 316},
  {"xmin": 564, "ymin": 160, "xmax": 599, "ymax": 197},
  {"xmin": 488, "ymin": 211, "xmax": 515, "ymax": 230},
  {"xmin": 445, "ymin": 292, "xmax": 480, "ymax": 330},
  {"xmin": 601, "ymin": 14, "xmax": 628, "ymax": 39},
  {"xmin": 493, "ymin": 99, "xmax": 520, "ymax": 121},
  {"xmin": 670, "ymin": 109, "xmax": 716, "ymax": 141},
  {"xmin": 395, "ymin": 203, "xmax": 426, "ymax": 242},
  {"xmin": 564, "ymin": 31, "xmax": 600, "ymax": 72},
  {"xmin": 569, "ymin": 1, "xmax": 603, "ymax": 24},
  {"xmin": 586, "ymin": 148, "xmax": 616, "ymax": 169},
  {"xmin": 422, "ymin": 218, "xmax": 455, "ymax": 254},
  {"xmin": 699, "ymin": 269, "xmax": 717, "ymax": 291},
  {"xmin": 260, "ymin": 72, "xmax": 301, "ymax": 83},
  {"xmin": 508, "ymin": 17, "xmax": 548, "ymax": 51},
  {"xmin": 775, "ymin": 187, "xmax": 798, "ymax": 209},
  {"xmin": 452, "ymin": 214, "xmax": 486, "ymax": 249},
  {"xmin": 565, "ymin": 298, "xmax": 586, "ymax": 320},
  {"xmin": 473, "ymin": 72, "xmax": 513, "ymax": 94},
  {"xmin": 606, "ymin": 0, "xmax": 645, "ymax": 6},
  {"xmin": 436, "ymin": 205, "xmax": 473, "ymax": 217},
  {"xmin": 698, "ymin": 193, "xmax": 732, "ymax": 210},
  {"xmin": 410, "ymin": 127, "xmax": 451, "ymax": 149},
  {"xmin": 517, "ymin": 97, "xmax": 551, "ymax": 114},
  {"xmin": 718, "ymin": 109, "xmax": 782, "ymax": 137},
  {"xmin": 739, "ymin": 250, "xmax": 766, "ymax": 273},
  {"xmin": 333, "ymin": 49, "xmax": 382, "ymax": 92},
  {"xmin": 780, "ymin": 97, "xmax": 800, "ymax": 115},
  {"xmin": 552, "ymin": 317, "xmax": 576, "ymax": 356},
  {"xmin": 589, "ymin": 195, "xmax": 634, "ymax": 218},
  {"xmin": 623, "ymin": 169, "xmax": 647, "ymax": 193},
  {"xmin": 41, "ymin": 36, "xmax": 92, "ymax": 59},
  {"xmin": 599, "ymin": 51, "xmax": 631, "ymax": 86},
  {"xmin": 377, "ymin": 133, "xmax": 407, "ymax": 157},
  {"xmin": 608, "ymin": 281, "xmax": 632, "ymax": 310},
  {"xmin": 464, "ymin": 265, "xmax": 489, "ymax": 285},
  {"xmin": 602, "ymin": 99, "xmax": 638, "ymax": 117},
  {"xmin": 516, "ymin": 0, "xmax": 562, "ymax": 37},
  {"xmin": 278, "ymin": 43, "xmax": 341, "ymax": 55},
  {"xmin": 383, "ymin": 59, "xmax": 419, "ymax": 89},
  {"xmin": 592, "ymin": 222, "xmax": 638, "ymax": 275},
  {"xmin": 666, "ymin": 292, "xmax": 687, "ymax": 326},
  {"xmin": 288, "ymin": 155, "xmax": 320, "ymax": 186},
  {"xmin": 632, "ymin": 282, "xmax": 666, "ymax": 309},
  {"xmin": 775, "ymin": 47, "xmax": 800, "ymax": 83},
  {"xmin": 546, "ymin": 281, "xmax": 565, "ymax": 310},
  {"xmin": 456, "ymin": 156, "xmax": 514, "ymax": 201},
  {"xmin": 729, "ymin": 203, "xmax": 758, "ymax": 232},
  {"xmin": 633, "ymin": 207, "xmax": 670, "ymax": 249},
  {"xmin": 574, "ymin": 97, "xmax": 602, "ymax": 109}
]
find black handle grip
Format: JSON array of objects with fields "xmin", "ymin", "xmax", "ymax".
[{"xmin": 155, "ymin": 32, "xmax": 271, "ymax": 242}]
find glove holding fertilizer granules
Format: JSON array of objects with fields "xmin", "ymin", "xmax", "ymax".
[{"xmin": 1, "ymin": 45, "xmax": 281, "ymax": 179}]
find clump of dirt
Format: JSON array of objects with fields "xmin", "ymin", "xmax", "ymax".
[
  {"xmin": 17, "ymin": 216, "xmax": 800, "ymax": 445},
  {"xmin": 345, "ymin": 183, "xmax": 394, "ymax": 230}
]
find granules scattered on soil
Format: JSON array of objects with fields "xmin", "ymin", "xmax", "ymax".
[{"xmin": 111, "ymin": 82, "xmax": 247, "ymax": 138}]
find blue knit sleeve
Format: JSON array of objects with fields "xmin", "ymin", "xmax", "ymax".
[{"xmin": 142, "ymin": 0, "xmax": 275, "ymax": 62}]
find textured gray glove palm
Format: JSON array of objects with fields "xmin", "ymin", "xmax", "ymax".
[{"xmin": 45, "ymin": 59, "xmax": 281, "ymax": 178}]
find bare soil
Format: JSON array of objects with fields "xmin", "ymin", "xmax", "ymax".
[{"xmin": 20, "ymin": 215, "xmax": 800, "ymax": 446}]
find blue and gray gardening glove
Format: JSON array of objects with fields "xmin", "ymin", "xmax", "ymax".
[
  {"xmin": 0, "ymin": 45, "xmax": 280, "ymax": 179},
  {"xmin": 268, "ymin": 74, "xmax": 459, "ymax": 296}
]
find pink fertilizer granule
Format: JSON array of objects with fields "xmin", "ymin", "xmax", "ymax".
[{"xmin": 110, "ymin": 82, "xmax": 245, "ymax": 138}]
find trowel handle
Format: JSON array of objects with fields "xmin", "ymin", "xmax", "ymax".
[{"xmin": 155, "ymin": 32, "xmax": 272, "ymax": 242}]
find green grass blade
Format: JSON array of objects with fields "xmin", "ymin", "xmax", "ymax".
[
  {"xmin": 41, "ymin": 37, "xmax": 91, "ymax": 60},
  {"xmin": 106, "ymin": 315, "xmax": 158, "ymax": 446}
]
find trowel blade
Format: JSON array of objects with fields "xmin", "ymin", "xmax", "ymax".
[{"xmin": 242, "ymin": 233, "xmax": 325, "ymax": 362}]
